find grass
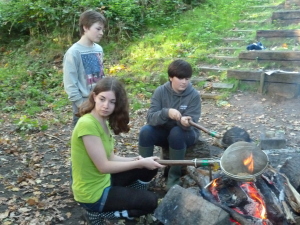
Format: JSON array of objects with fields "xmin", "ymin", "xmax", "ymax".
[{"xmin": 0, "ymin": 0, "xmax": 287, "ymax": 132}]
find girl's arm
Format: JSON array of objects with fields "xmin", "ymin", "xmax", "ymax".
[
  {"xmin": 83, "ymin": 135, "xmax": 163, "ymax": 174},
  {"xmin": 110, "ymin": 153, "xmax": 143, "ymax": 162}
]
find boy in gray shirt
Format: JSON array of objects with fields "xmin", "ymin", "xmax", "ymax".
[
  {"xmin": 63, "ymin": 10, "xmax": 106, "ymax": 125},
  {"xmin": 138, "ymin": 59, "xmax": 201, "ymax": 190}
]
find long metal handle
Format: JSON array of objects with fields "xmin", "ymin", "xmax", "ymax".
[
  {"xmin": 189, "ymin": 120, "xmax": 222, "ymax": 139},
  {"xmin": 156, "ymin": 159, "xmax": 220, "ymax": 171}
]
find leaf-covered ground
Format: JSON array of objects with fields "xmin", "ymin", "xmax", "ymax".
[{"xmin": 1, "ymin": 91, "xmax": 300, "ymax": 225}]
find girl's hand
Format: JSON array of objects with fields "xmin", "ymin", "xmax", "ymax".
[
  {"xmin": 141, "ymin": 156, "xmax": 165, "ymax": 170},
  {"xmin": 133, "ymin": 155, "xmax": 143, "ymax": 161}
]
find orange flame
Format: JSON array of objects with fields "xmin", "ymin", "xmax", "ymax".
[
  {"xmin": 241, "ymin": 182, "xmax": 267, "ymax": 220},
  {"xmin": 243, "ymin": 153, "xmax": 254, "ymax": 173}
]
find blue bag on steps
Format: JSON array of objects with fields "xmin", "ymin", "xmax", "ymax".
[{"xmin": 246, "ymin": 42, "xmax": 266, "ymax": 50}]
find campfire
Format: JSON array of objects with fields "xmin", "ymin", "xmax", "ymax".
[{"xmin": 154, "ymin": 142, "xmax": 300, "ymax": 225}]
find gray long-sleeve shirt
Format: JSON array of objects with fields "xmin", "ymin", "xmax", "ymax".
[
  {"xmin": 63, "ymin": 42, "xmax": 104, "ymax": 107},
  {"xmin": 147, "ymin": 81, "xmax": 201, "ymax": 134}
]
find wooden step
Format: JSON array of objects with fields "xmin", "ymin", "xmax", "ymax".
[
  {"xmin": 198, "ymin": 66, "xmax": 228, "ymax": 73},
  {"xmin": 239, "ymin": 50, "xmax": 300, "ymax": 61},
  {"xmin": 222, "ymin": 38, "xmax": 247, "ymax": 43},
  {"xmin": 230, "ymin": 29, "xmax": 255, "ymax": 33},
  {"xmin": 257, "ymin": 29, "xmax": 300, "ymax": 38},
  {"xmin": 227, "ymin": 69, "xmax": 300, "ymax": 83},
  {"xmin": 285, "ymin": 0, "xmax": 300, "ymax": 9},
  {"xmin": 273, "ymin": 10, "xmax": 300, "ymax": 20},
  {"xmin": 214, "ymin": 47, "xmax": 242, "ymax": 53},
  {"xmin": 272, "ymin": 10, "xmax": 300, "ymax": 25},
  {"xmin": 208, "ymin": 55, "xmax": 238, "ymax": 62},
  {"xmin": 204, "ymin": 82, "xmax": 234, "ymax": 89},
  {"xmin": 250, "ymin": 5, "xmax": 282, "ymax": 9},
  {"xmin": 257, "ymin": 29, "xmax": 300, "ymax": 42}
]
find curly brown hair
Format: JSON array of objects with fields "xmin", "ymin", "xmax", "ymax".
[{"xmin": 78, "ymin": 77, "xmax": 130, "ymax": 135}]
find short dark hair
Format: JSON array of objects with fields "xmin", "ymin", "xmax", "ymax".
[
  {"xmin": 79, "ymin": 10, "xmax": 106, "ymax": 36},
  {"xmin": 167, "ymin": 59, "xmax": 193, "ymax": 79}
]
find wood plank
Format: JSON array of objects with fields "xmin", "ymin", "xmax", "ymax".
[
  {"xmin": 272, "ymin": 10, "xmax": 300, "ymax": 19},
  {"xmin": 204, "ymin": 82, "xmax": 234, "ymax": 89},
  {"xmin": 227, "ymin": 69, "xmax": 300, "ymax": 83},
  {"xmin": 256, "ymin": 29, "xmax": 300, "ymax": 37},
  {"xmin": 239, "ymin": 50, "xmax": 300, "ymax": 61}
]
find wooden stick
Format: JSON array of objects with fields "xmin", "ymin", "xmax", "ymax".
[
  {"xmin": 44, "ymin": 133, "xmax": 65, "ymax": 143},
  {"xmin": 189, "ymin": 120, "xmax": 222, "ymax": 139}
]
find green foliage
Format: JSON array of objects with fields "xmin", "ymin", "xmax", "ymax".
[
  {"xmin": 14, "ymin": 115, "xmax": 48, "ymax": 133},
  {"xmin": 0, "ymin": 0, "xmax": 284, "ymax": 124},
  {"xmin": 0, "ymin": 0, "xmax": 199, "ymax": 44}
]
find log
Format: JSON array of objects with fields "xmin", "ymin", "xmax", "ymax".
[
  {"xmin": 154, "ymin": 185, "xmax": 231, "ymax": 225},
  {"xmin": 279, "ymin": 155, "xmax": 300, "ymax": 192},
  {"xmin": 200, "ymin": 188, "xmax": 273, "ymax": 225},
  {"xmin": 262, "ymin": 167, "xmax": 300, "ymax": 214},
  {"xmin": 255, "ymin": 177, "xmax": 285, "ymax": 224},
  {"xmin": 186, "ymin": 166, "xmax": 210, "ymax": 188}
]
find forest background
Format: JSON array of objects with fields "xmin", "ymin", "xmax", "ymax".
[
  {"xmin": 0, "ymin": 0, "xmax": 264, "ymax": 131},
  {"xmin": 2, "ymin": 0, "xmax": 298, "ymax": 224}
]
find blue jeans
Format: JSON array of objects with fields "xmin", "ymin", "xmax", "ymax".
[
  {"xmin": 79, "ymin": 187, "xmax": 111, "ymax": 212},
  {"xmin": 78, "ymin": 168, "xmax": 158, "ymax": 216},
  {"xmin": 138, "ymin": 125, "xmax": 198, "ymax": 150}
]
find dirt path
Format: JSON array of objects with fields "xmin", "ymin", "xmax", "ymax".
[{"xmin": 1, "ymin": 91, "xmax": 300, "ymax": 225}]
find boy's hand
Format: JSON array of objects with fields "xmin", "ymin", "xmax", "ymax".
[
  {"xmin": 168, "ymin": 108, "xmax": 182, "ymax": 121},
  {"xmin": 180, "ymin": 116, "xmax": 191, "ymax": 127}
]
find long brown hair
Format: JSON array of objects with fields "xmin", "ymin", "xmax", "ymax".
[{"xmin": 79, "ymin": 77, "xmax": 130, "ymax": 135}]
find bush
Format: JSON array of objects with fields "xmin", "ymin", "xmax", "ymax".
[{"xmin": 0, "ymin": 0, "xmax": 202, "ymax": 44}]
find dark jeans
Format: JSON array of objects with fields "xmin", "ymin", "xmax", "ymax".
[
  {"xmin": 139, "ymin": 125, "xmax": 198, "ymax": 150},
  {"xmin": 79, "ymin": 168, "xmax": 158, "ymax": 217}
]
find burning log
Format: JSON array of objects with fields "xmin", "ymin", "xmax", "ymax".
[
  {"xmin": 255, "ymin": 177, "xmax": 286, "ymax": 224},
  {"xmin": 186, "ymin": 166, "xmax": 210, "ymax": 188},
  {"xmin": 263, "ymin": 167, "xmax": 300, "ymax": 214},
  {"xmin": 281, "ymin": 200, "xmax": 296, "ymax": 224},
  {"xmin": 200, "ymin": 187, "xmax": 273, "ymax": 225},
  {"xmin": 279, "ymin": 155, "xmax": 300, "ymax": 193}
]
